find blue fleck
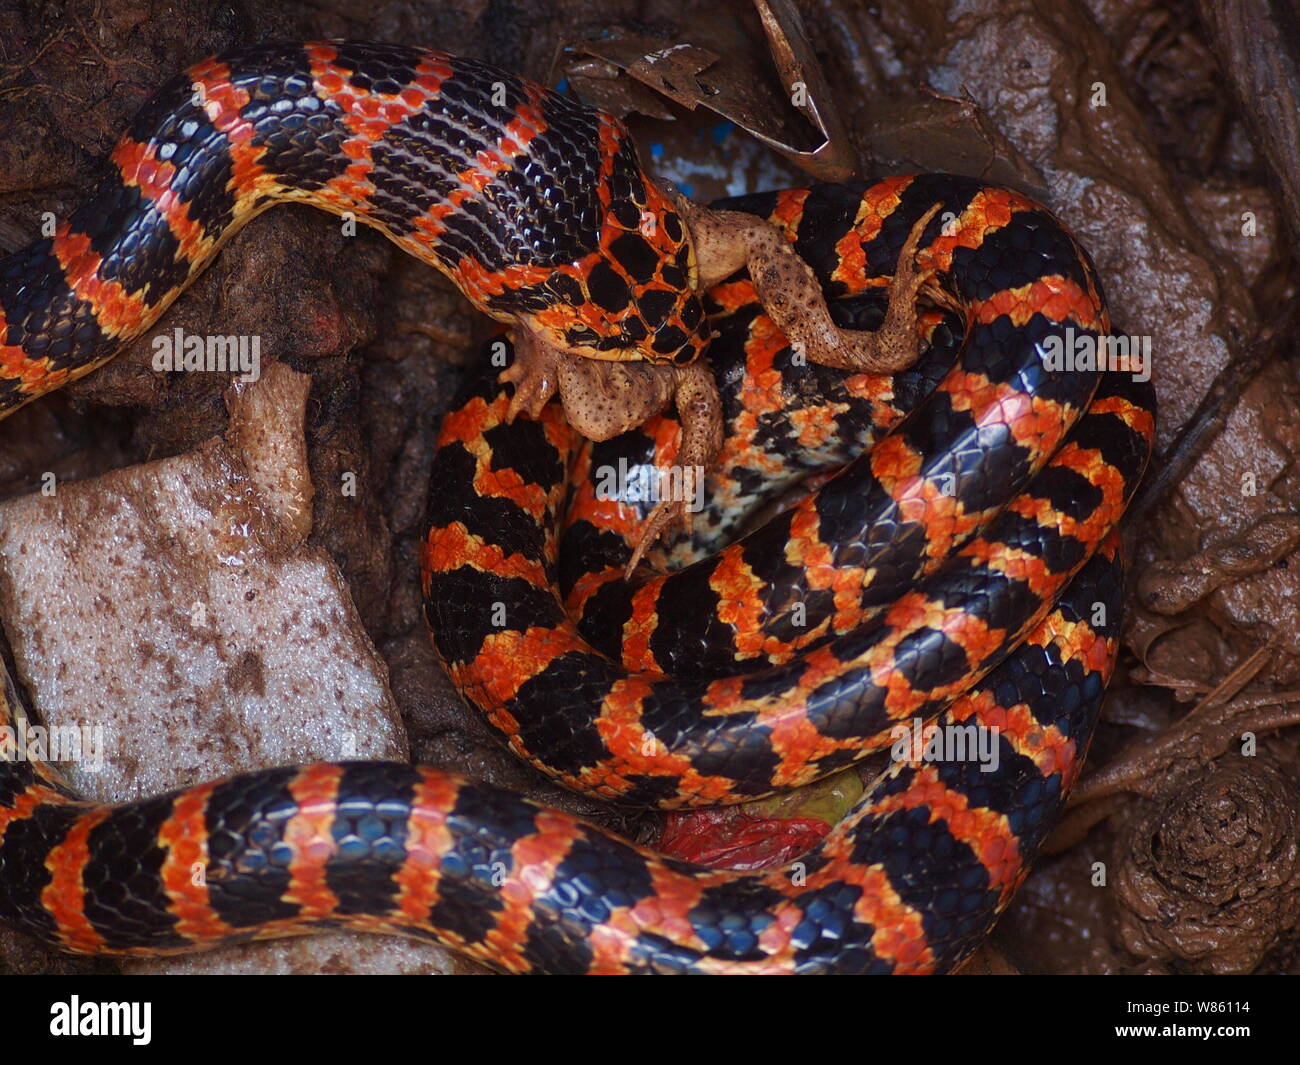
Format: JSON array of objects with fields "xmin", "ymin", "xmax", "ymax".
[
  {"xmin": 374, "ymin": 839, "xmax": 403, "ymax": 862},
  {"xmin": 695, "ymin": 923, "xmax": 723, "ymax": 950},
  {"xmin": 728, "ymin": 930, "xmax": 756, "ymax": 954},
  {"xmin": 337, "ymin": 836, "xmax": 368, "ymax": 861},
  {"xmin": 357, "ymin": 814, "xmax": 386, "ymax": 841}
]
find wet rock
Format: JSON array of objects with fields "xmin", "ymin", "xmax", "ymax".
[{"xmin": 0, "ymin": 365, "xmax": 470, "ymax": 974}]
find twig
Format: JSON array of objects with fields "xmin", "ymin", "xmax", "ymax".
[
  {"xmin": 1069, "ymin": 643, "xmax": 1283, "ymax": 806},
  {"xmin": 1128, "ymin": 301, "xmax": 1295, "ymax": 520}
]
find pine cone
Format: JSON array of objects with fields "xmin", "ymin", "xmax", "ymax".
[{"xmin": 1113, "ymin": 756, "xmax": 1300, "ymax": 973}]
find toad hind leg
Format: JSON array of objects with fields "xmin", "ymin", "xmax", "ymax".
[
  {"xmin": 684, "ymin": 200, "xmax": 944, "ymax": 373},
  {"xmin": 624, "ymin": 360, "xmax": 722, "ymax": 574},
  {"xmin": 553, "ymin": 356, "xmax": 722, "ymax": 576}
]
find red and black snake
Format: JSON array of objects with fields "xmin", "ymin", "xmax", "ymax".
[{"xmin": 0, "ymin": 40, "xmax": 1153, "ymax": 973}]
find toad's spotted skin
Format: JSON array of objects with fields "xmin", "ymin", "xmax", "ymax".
[{"xmin": 0, "ymin": 44, "xmax": 1153, "ymax": 972}]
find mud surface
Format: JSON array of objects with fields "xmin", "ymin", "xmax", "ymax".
[{"xmin": 0, "ymin": 0, "xmax": 1297, "ymax": 973}]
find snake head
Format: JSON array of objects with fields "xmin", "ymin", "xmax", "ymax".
[{"xmin": 505, "ymin": 169, "xmax": 712, "ymax": 370}]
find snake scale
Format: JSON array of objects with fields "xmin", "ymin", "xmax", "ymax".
[{"xmin": 0, "ymin": 40, "xmax": 1153, "ymax": 973}]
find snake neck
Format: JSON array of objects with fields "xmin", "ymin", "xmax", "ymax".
[{"xmin": 0, "ymin": 40, "xmax": 694, "ymax": 418}]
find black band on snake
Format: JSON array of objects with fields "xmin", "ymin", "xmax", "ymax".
[{"xmin": 0, "ymin": 40, "xmax": 1154, "ymax": 973}]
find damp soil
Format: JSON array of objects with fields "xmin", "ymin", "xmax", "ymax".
[{"xmin": 1, "ymin": 0, "xmax": 1298, "ymax": 974}]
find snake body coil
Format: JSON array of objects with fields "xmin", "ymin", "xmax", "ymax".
[{"xmin": 0, "ymin": 41, "xmax": 1153, "ymax": 973}]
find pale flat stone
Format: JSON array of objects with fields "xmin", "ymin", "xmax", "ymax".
[{"xmin": 0, "ymin": 363, "xmax": 468, "ymax": 974}]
